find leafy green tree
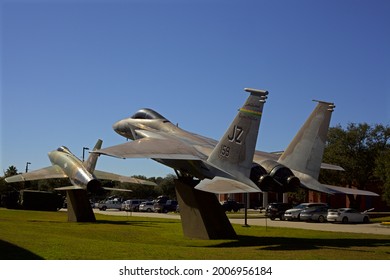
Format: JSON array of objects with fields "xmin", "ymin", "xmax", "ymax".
[
  {"xmin": 157, "ymin": 174, "xmax": 177, "ymax": 199},
  {"xmin": 374, "ymin": 150, "xmax": 390, "ymax": 205},
  {"xmin": 320, "ymin": 123, "xmax": 390, "ymax": 206}
]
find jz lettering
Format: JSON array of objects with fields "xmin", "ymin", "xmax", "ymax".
[{"xmin": 228, "ymin": 125, "xmax": 244, "ymax": 144}]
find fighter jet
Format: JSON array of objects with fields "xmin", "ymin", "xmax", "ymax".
[
  {"xmin": 5, "ymin": 139, "xmax": 155, "ymax": 193},
  {"xmin": 96, "ymin": 88, "xmax": 378, "ymax": 197},
  {"xmin": 95, "ymin": 88, "xmax": 283, "ymax": 194}
]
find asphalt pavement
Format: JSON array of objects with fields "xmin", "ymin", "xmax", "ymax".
[{"xmin": 93, "ymin": 209, "xmax": 390, "ymax": 235}]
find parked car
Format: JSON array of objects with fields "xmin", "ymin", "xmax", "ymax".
[
  {"xmin": 139, "ymin": 201, "xmax": 155, "ymax": 212},
  {"xmin": 265, "ymin": 202, "xmax": 291, "ymax": 220},
  {"xmin": 300, "ymin": 206, "xmax": 329, "ymax": 223},
  {"xmin": 327, "ymin": 208, "xmax": 370, "ymax": 223},
  {"xmin": 97, "ymin": 199, "xmax": 123, "ymax": 211},
  {"xmin": 121, "ymin": 199, "xmax": 143, "ymax": 212},
  {"xmin": 284, "ymin": 203, "xmax": 328, "ymax": 221},
  {"xmin": 221, "ymin": 200, "xmax": 245, "ymax": 212},
  {"xmin": 154, "ymin": 200, "xmax": 178, "ymax": 213}
]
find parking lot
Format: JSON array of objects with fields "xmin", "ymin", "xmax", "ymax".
[{"xmin": 93, "ymin": 209, "xmax": 390, "ymax": 235}]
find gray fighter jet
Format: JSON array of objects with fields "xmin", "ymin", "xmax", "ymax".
[
  {"xmin": 5, "ymin": 139, "xmax": 155, "ymax": 194},
  {"xmin": 96, "ymin": 89, "xmax": 377, "ymax": 196},
  {"xmin": 96, "ymin": 88, "xmax": 284, "ymax": 194}
]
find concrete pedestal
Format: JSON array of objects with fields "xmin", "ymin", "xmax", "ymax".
[
  {"xmin": 175, "ymin": 179, "xmax": 237, "ymax": 240},
  {"xmin": 66, "ymin": 190, "xmax": 96, "ymax": 222}
]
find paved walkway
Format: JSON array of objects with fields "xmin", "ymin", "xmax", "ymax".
[{"xmin": 94, "ymin": 209, "xmax": 390, "ymax": 235}]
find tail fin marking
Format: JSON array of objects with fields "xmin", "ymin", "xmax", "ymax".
[{"xmin": 207, "ymin": 88, "xmax": 268, "ymax": 180}]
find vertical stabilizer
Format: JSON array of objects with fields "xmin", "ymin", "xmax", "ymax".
[
  {"xmin": 278, "ymin": 100, "xmax": 335, "ymax": 179},
  {"xmin": 84, "ymin": 139, "xmax": 103, "ymax": 173},
  {"xmin": 207, "ymin": 88, "xmax": 268, "ymax": 179}
]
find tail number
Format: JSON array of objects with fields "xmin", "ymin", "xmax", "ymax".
[
  {"xmin": 220, "ymin": 145, "xmax": 230, "ymax": 157},
  {"xmin": 228, "ymin": 125, "xmax": 243, "ymax": 144}
]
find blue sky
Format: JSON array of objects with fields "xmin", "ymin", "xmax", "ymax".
[{"xmin": 1, "ymin": 0, "xmax": 389, "ymax": 178}]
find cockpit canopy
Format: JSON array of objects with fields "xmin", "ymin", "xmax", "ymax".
[
  {"xmin": 131, "ymin": 108, "xmax": 169, "ymax": 122},
  {"xmin": 57, "ymin": 146, "xmax": 72, "ymax": 154}
]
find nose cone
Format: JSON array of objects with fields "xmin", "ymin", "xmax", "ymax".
[{"xmin": 113, "ymin": 119, "xmax": 134, "ymax": 139}]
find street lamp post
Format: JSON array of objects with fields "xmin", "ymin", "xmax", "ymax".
[
  {"xmin": 25, "ymin": 162, "xmax": 31, "ymax": 173},
  {"xmin": 82, "ymin": 147, "xmax": 89, "ymax": 162}
]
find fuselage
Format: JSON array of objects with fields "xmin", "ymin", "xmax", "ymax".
[
  {"xmin": 48, "ymin": 146, "xmax": 99, "ymax": 190},
  {"xmin": 111, "ymin": 109, "xmax": 300, "ymax": 192}
]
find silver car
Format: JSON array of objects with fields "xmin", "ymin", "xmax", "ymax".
[
  {"xmin": 284, "ymin": 203, "xmax": 328, "ymax": 221},
  {"xmin": 139, "ymin": 201, "xmax": 155, "ymax": 212},
  {"xmin": 300, "ymin": 206, "xmax": 329, "ymax": 223}
]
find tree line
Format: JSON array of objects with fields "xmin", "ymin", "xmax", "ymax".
[{"xmin": 320, "ymin": 123, "xmax": 390, "ymax": 206}]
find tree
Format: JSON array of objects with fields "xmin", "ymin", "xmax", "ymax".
[
  {"xmin": 374, "ymin": 150, "xmax": 390, "ymax": 205},
  {"xmin": 320, "ymin": 123, "xmax": 390, "ymax": 206},
  {"xmin": 4, "ymin": 165, "xmax": 18, "ymax": 177},
  {"xmin": 157, "ymin": 174, "xmax": 177, "ymax": 198}
]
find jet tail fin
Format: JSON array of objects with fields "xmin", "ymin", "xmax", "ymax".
[
  {"xmin": 83, "ymin": 139, "xmax": 103, "ymax": 173},
  {"xmin": 207, "ymin": 88, "xmax": 268, "ymax": 182},
  {"xmin": 278, "ymin": 100, "xmax": 335, "ymax": 179}
]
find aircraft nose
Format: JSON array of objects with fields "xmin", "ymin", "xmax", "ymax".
[
  {"xmin": 112, "ymin": 120, "xmax": 123, "ymax": 133},
  {"xmin": 113, "ymin": 119, "xmax": 133, "ymax": 139}
]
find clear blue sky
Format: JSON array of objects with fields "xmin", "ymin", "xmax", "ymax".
[{"xmin": 1, "ymin": 0, "xmax": 389, "ymax": 178}]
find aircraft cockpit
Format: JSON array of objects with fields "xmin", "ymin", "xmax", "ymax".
[
  {"xmin": 131, "ymin": 108, "xmax": 169, "ymax": 122},
  {"xmin": 57, "ymin": 146, "xmax": 72, "ymax": 154}
]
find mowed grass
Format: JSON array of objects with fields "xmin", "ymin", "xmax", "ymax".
[{"xmin": 1, "ymin": 208, "xmax": 390, "ymax": 260}]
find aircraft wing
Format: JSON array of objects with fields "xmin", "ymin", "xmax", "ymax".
[
  {"xmin": 55, "ymin": 185, "xmax": 134, "ymax": 192},
  {"xmin": 93, "ymin": 170, "xmax": 156, "ymax": 186},
  {"xmin": 5, "ymin": 165, "xmax": 68, "ymax": 183},
  {"xmin": 95, "ymin": 137, "xmax": 205, "ymax": 160}
]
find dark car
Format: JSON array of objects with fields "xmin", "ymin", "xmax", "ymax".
[
  {"xmin": 265, "ymin": 202, "xmax": 291, "ymax": 220},
  {"xmin": 221, "ymin": 200, "xmax": 245, "ymax": 212},
  {"xmin": 154, "ymin": 199, "xmax": 178, "ymax": 213}
]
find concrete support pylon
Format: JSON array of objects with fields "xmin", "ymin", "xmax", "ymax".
[
  {"xmin": 174, "ymin": 179, "xmax": 237, "ymax": 240},
  {"xmin": 66, "ymin": 189, "xmax": 96, "ymax": 222}
]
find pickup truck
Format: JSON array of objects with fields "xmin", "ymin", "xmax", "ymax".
[
  {"xmin": 221, "ymin": 200, "xmax": 245, "ymax": 212},
  {"xmin": 97, "ymin": 199, "xmax": 122, "ymax": 211}
]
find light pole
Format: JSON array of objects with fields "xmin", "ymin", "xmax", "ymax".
[
  {"xmin": 82, "ymin": 147, "xmax": 89, "ymax": 162},
  {"xmin": 25, "ymin": 162, "xmax": 31, "ymax": 173}
]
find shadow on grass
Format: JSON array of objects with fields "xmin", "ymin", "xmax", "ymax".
[
  {"xmin": 206, "ymin": 235, "xmax": 390, "ymax": 252},
  {"xmin": 0, "ymin": 239, "xmax": 44, "ymax": 260},
  {"xmin": 95, "ymin": 219, "xmax": 179, "ymax": 227}
]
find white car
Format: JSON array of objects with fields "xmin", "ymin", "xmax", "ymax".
[
  {"xmin": 327, "ymin": 208, "xmax": 370, "ymax": 223},
  {"xmin": 139, "ymin": 201, "xmax": 154, "ymax": 212}
]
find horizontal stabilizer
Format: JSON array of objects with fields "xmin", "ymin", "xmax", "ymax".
[
  {"xmin": 297, "ymin": 172, "xmax": 336, "ymax": 194},
  {"xmin": 320, "ymin": 163, "xmax": 345, "ymax": 171},
  {"xmin": 324, "ymin": 184, "xmax": 379, "ymax": 196},
  {"xmin": 55, "ymin": 186, "xmax": 84, "ymax": 191},
  {"xmin": 195, "ymin": 176, "xmax": 261, "ymax": 194},
  {"xmin": 102, "ymin": 187, "xmax": 133, "ymax": 192}
]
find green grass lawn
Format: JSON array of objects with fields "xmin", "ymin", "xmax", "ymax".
[{"xmin": 1, "ymin": 208, "xmax": 390, "ymax": 260}]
